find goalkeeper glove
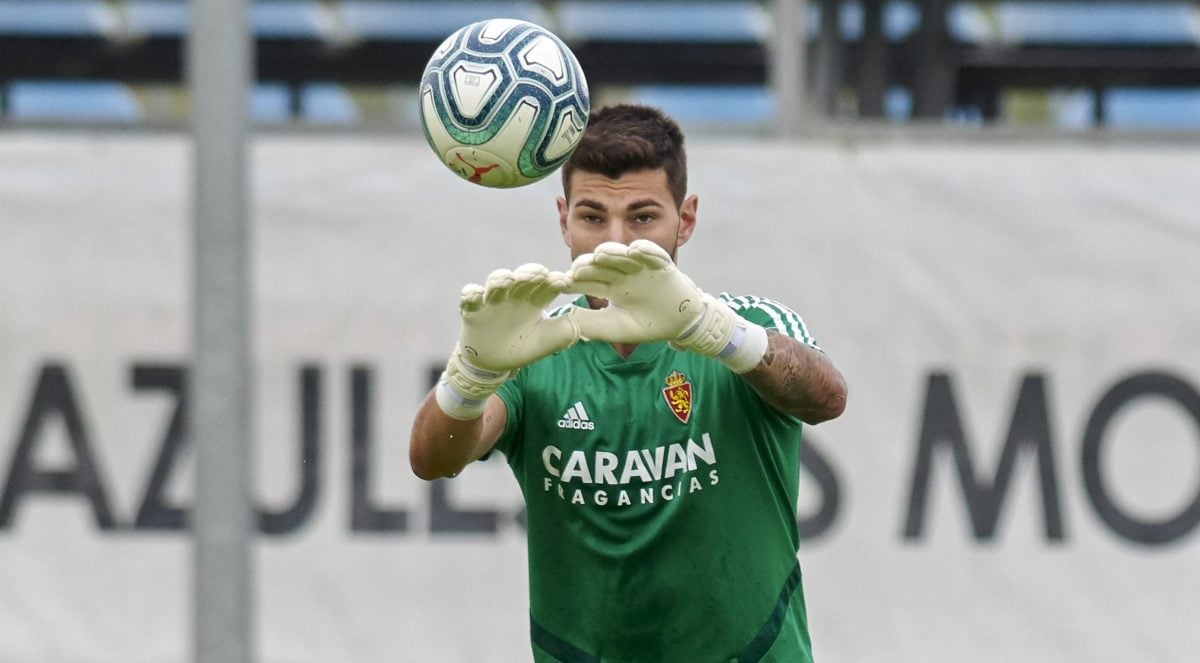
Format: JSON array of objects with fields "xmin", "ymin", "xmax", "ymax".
[
  {"xmin": 568, "ymin": 240, "xmax": 768, "ymax": 373},
  {"xmin": 436, "ymin": 263, "xmax": 580, "ymax": 420}
]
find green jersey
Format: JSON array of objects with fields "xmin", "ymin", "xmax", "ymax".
[{"xmin": 495, "ymin": 294, "xmax": 819, "ymax": 663}]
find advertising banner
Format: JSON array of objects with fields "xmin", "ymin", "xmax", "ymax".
[{"xmin": 1, "ymin": 134, "xmax": 1197, "ymax": 662}]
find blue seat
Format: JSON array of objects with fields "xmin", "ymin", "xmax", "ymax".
[{"xmin": 558, "ymin": 1, "xmax": 767, "ymax": 43}]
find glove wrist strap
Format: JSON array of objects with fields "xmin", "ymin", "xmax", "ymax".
[
  {"xmin": 717, "ymin": 319, "xmax": 769, "ymax": 374},
  {"xmin": 677, "ymin": 294, "xmax": 768, "ymax": 374},
  {"xmin": 436, "ymin": 348, "xmax": 512, "ymax": 420}
]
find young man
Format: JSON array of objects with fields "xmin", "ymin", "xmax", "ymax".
[{"xmin": 410, "ymin": 104, "xmax": 847, "ymax": 662}]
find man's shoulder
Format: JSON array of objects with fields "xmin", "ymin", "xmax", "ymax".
[
  {"xmin": 716, "ymin": 293, "xmax": 817, "ymax": 346},
  {"xmin": 716, "ymin": 292, "xmax": 795, "ymax": 313}
]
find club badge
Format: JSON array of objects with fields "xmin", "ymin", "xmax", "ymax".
[{"xmin": 662, "ymin": 371, "xmax": 693, "ymax": 424}]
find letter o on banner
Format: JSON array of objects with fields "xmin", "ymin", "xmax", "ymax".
[{"xmin": 1082, "ymin": 371, "xmax": 1200, "ymax": 546}]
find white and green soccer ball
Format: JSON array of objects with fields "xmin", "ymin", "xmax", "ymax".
[{"xmin": 419, "ymin": 18, "xmax": 590, "ymax": 188}]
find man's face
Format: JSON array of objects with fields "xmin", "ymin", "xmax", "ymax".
[{"xmin": 558, "ymin": 168, "xmax": 697, "ymax": 261}]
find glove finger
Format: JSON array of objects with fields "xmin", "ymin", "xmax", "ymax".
[
  {"xmin": 530, "ymin": 269, "xmax": 572, "ymax": 307},
  {"xmin": 594, "ymin": 241, "xmax": 656, "ymax": 274},
  {"xmin": 591, "ymin": 248, "xmax": 644, "ymax": 275},
  {"xmin": 460, "ymin": 283, "xmax": 485, "ymax": 314},
  {"xmin": 567, "ymin": 253, "xmax": 617, "ymax": 297},
  {"xmin": 564, "ymin": 275, "xmax": 612, "ymax": 300},
  {"xmin": 508, "ymin": 263, "xmax": 552, "ymax": 302},
  {"xmin": 569, "ymin": 252, "xmax": 597, "ymax": 272},
  {"xmin": 571, "ymin": 262, "xmax": 627, "ymax": 285},
  {"xmin": 483, "ymin": 268, "xmax": 516, "ymax": 304},
  {"xmin": 572, "ymin": 307, "xmax": 649, "ymax": 343},
  {"xmin": 594, "ymin": 241, "xmax": 629, "ymax": 254},
  {"xmin": 546, "ymin": 269, "xmax": 571, "ymax": 290},
  {"xmin": 529, "ymin": 309, "xmax": 581, "ymax": 352},
  {"xmin": 521, "ymin": 266, "xmax": 571, "ymax": 307},
  {"xmin": 627, "ymin": 239, "xmax": 673, "ymax": 270},
  {"xmin": 512, "ymin": 262, "xmax": 550, "ymax": 279}
]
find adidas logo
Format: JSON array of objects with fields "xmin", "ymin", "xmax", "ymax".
[{"xmin": 557, "ymin": 401, "xmax": 595, "ymax": 430}]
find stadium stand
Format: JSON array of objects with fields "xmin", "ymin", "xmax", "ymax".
[{"xmin": 0, "ymin": 0, "xmax": 1197, "ymax": 128}]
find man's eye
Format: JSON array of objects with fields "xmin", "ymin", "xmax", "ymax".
[{"xmin": 633, "ymin": 215, "xmax": 655, "ymax": 224}]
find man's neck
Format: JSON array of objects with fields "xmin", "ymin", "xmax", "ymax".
[{"xmin": 611, "ymin": 342, "xmax": 637, "ymax": 359}]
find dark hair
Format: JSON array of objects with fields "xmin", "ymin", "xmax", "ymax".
[{"xmin": 561, "ymin": 104, "xmax": 687, "ymax": 205}]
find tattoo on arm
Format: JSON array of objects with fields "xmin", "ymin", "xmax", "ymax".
[
  {"xmin": 742, "ymin": 330, "xmax": 847, "ymax": 424},
  {"xmin": 760, "ymin": 338, "xmax": 779, "ymax": 368}
]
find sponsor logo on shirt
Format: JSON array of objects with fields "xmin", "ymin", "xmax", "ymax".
[
  {"xmin": 540, "ymin": 433, "xmax": 720, "ymax": 508},
  {"xmin": 557, "ymin": 401, "xmax": 595, "ymax": 430}
]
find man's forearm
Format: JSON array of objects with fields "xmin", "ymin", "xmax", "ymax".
[
  {"xmin": 740, "ymin": 330, "xmax": 847, "ymax": 424},
  {"xmin": 409, "ymin": 391, "xmax": 486, "ymax": 480}
]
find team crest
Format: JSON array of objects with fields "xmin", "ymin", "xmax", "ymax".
[{"xmin": 662, "ymin": 371, "xmax": 693, "ymax": 424}]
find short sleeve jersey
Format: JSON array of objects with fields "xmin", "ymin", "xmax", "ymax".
[{"xmin": 495, "ymin": 294, "xmax": 820, "ymax": 663}]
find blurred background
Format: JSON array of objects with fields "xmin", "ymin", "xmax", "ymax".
[
  {"xmin": 1, "ymin": 2, "xmax": 1199, "ymax": 663},
  {"xmin": 1, "ymin": 0, "xmax": 1199, "ymax": 130}
]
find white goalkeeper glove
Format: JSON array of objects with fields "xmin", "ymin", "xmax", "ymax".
[
  {"xmin": 436, "ymin": 263, "xmax": 580, "ymax": 420},
  {"xmin": 568, "ymin": 240, "xmax": 768, "ymax": 373}
]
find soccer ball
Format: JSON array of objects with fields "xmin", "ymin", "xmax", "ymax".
[{"xmin": 419, "ymin": 18, "xmax": 590, "ymax": 188}]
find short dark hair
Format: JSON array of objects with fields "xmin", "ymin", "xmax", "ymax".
[{"xmin": 561, "ymin": 104, "xmax": 687, "ymax": 205}]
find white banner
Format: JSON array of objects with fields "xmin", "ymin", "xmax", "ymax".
[{"xmin": 1, "ymin": 133, "xmax": 1198, "ymax": 662}]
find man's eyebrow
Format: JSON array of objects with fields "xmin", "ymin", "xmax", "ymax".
[
  {"xmin": 575, "ymin": 198, "xmax": 607, "ymax": 211},
  {"xmin": 626, "ymin": 199, "xmax": 665, "ymax": 211},
  {"xmin": 573, "ymin": 198, "xmax": 667, "ymax": 212}
]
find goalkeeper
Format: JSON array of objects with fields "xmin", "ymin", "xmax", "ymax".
[{"xmin": 410, "ymin": 104, "xmax": 847, "ymax": 662}]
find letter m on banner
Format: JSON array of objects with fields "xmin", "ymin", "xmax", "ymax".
[{"xmin": 904, "ymin": 373, "xmax": 1065, "ymax": 542}]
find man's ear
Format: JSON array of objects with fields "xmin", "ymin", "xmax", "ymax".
[
  {"xmin": 676, "ymin": 194, "xmax": 698, "ymax": 247},
  {"xmin": 557, "ymin": 196, "xmax": 570, "ymax": 247}
]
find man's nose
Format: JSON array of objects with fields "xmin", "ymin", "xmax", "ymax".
[{"xmin": 606, "ymin": 223, "xmax": 634, "ymax": 245}]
